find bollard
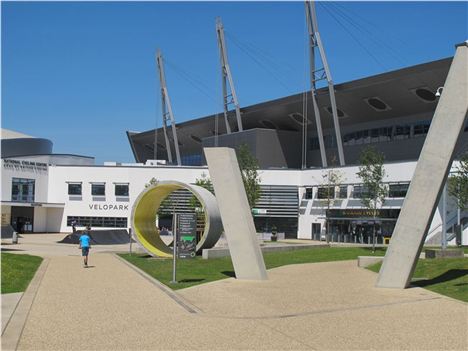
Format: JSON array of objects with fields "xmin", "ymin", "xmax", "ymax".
[{"xmin": 12, "ymin": 231, "xmax": 18, "ymax": 244}]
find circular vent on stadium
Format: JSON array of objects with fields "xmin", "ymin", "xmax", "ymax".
[
  {"xmin": 260, "ymin": 120, "xmax": 278, "ymax": 129},
  {"xmin": 365, "ymin": 97, "xmax": 391, "ymax": 111},
  {"xmin": 414, "ymin": 88, "xmax": 436, "ymax": 102},
  {"xmin": 289, "ymin": 113, "xmax": 309, "ymax": 125},
  {"xmin": 325, "ymin": 106, "xmax": 347, "ymax": 118},
  {"xmin": 190, "ymin": 135, "xmax": 202, "ymax": 143}
]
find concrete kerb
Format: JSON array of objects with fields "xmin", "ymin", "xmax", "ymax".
[
  {"xmin": 1, "ymin": 258, "xmax": 50, "ymax": 351},
  {"xmin": 112, "ymin": 253, "xmax": 202, "ymax": 314}
]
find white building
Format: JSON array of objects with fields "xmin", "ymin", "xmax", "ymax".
[{"xmin": 1, "ymin": 130, "xmax": 466, "ymax": 246}]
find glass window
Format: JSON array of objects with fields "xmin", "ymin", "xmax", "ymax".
[
  {"xmin": 338, "ymin": 185, "xmax": 348, "ymax": 199},
  {"xmin": 11, "ymin": 178, "xmax": 35, "ymax": 202},
  {"xmin": 379, "ymin": 127, "xmax": 393, "ymax": 140},
  {"xmin": 91, "ymin": 183, "xmax": 105, "ymax": 196},
  {"xmin": 413, "ymin": 121, "xmax": 430, "ymax": 136},
  {"xmin": 343, "ymin": 132, "xmax": 356, "ymax": 145},
  {"xmin": 352, "ymin": 185, "xmax": 369, "ymax": 199},
  {"xmin": 115, "ymin": 218, "xmax": 128, "ymax": 228},
  {"xmin": 305, "ymin": 187, "xmax": 313, "ymax": 199},
  {"xmin": 103, "ymin": 217, "xmax": 117, "ymax": 227},
  {"xmin": 312, "ymin": 223, "xmax": 321, "ymax": 235},
  {"xmin": 394, "ymin": 125, "xmax": 410, "ymax": 139},
  {"xmin": 317, "ymin": 187, "xmax": 334, "ymax": 199},
  {"xmin": 66, "ymin": 216, "xmax": 127, "ymax": 228},
  {"xmin": 388, "ymin": 183, "xmax": 409, "ymax": 198},
  {"xmin": 68, "ymin": 183, "xmax": 82, "ymax": 195},
  {"xmin": 309, "ymin": 137, "xmax": 320, "ymax": 150},
  {"xmin": 115, "ymin": 184, "xmax": 129, "ymax": 197}
]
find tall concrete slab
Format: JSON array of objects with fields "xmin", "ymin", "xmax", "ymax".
[
  {"xmin": 204, "ymin": 147, "xmax": 268, "ymax": 280},
  {"xmin": 377, "ymin": 42, "xmax": 468, "ymax": 288}
]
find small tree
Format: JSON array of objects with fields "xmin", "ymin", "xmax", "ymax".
[
  {"xmin": 145, "ymin": 177, "xmax": 159, "ymax": 188},
  {"xmin": 189, "ymin": 172, "xmax": 214, "ymax": 210},
  {"xmin": 448, "ymin": 153, "xmax": 468, "ymax": 213},
  {"xmin": 357, "ymin": 146, "xmax": 387, "ymax": 252},
  {"xmin": 321, "ymin": 168, "xmax": 343, "ymax": 243},
  {"xmin": 236, "ymin": 144, "xmax": 261, "ymax": 210}
]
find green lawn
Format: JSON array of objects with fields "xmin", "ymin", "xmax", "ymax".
[
  {"xmin": 120, "ymin": 247, "xmax": 386, "ymax": 290},
  {"xmin": 368, "ymin": 258, "xmax": 468, "ymax": 302},
  {"xmin": 1, "ymin": 253, "xmax": 43, "ymax": 294}
]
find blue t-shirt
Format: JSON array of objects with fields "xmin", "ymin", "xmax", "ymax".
[{"xmin": 79, "ymin": 234, "xmax": 91, "ymax": 248}]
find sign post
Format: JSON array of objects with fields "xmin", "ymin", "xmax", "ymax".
[
  {"xmin": 128, "ymin": 228, "xmax": 132, "ymax": 255},
  {"xmin": 171, "ymin": 213, "xmax": 178, "ymax": 284}
]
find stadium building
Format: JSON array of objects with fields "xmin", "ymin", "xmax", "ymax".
[
  {"xmin": 2, "ymin": 3, "xmax": 467, "ymax": 247},
  {"xmin": 1, "ymin": 55, "xmax": 467, "ymax": 246}
]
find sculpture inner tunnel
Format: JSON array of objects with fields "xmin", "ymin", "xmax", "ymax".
[{"xmin": 131, "ymin": 181, "xmax": 223, "ymax": 257}]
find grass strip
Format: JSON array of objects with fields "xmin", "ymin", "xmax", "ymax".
[
  {"xmin": 368, "ymin": 258, "xmax": 468, "ymax": 302},
  {"xmin": 1, "ymin": 253, "xmax": 43, "ymax": 294},
  {"xmin": 120, "ymin": 246, "xmax": 386, "ymax": 290}
]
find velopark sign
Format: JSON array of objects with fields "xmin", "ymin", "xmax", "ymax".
[
  {"xmin": 326, "ymin": 209, "xmax": 400, "ymax": 220},
  {"xmin": 88, "ymin": 204, "xmax": 129, "ymax": 211}
]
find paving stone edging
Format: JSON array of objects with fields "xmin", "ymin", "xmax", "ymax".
[
  {"xmin": 112, "ymin": 253, "xmax": 202, "ymax": 314},
  {"xmin": 1, "ymin": 258, "xmax": 50, "ymax": 351}
]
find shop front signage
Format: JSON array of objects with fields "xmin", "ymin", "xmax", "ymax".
[{"xmin": 326, "ymin": 209, "xmax": 400, "ymax": 220}]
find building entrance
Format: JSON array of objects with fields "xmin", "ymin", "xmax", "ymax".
[
  {"xmin": 325, "ymin": 209, "xmax": 400, "ymax": 243},
  {"xmin": 11, "ymin": 206, "xmax": 34, "ymax": 233}
]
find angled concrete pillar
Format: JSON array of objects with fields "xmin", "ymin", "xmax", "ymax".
[
  {"xmin": 204, "ymin": 147, "xmax": 268, "ymax": 280},
  {"xmin": 377, "ymin": 42, "xmax": 468, "ymax": 288}
]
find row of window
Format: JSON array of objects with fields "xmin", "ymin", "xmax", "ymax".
[
  {"xmin": 67, "ymin": 216, "xmax": 128, "ymax": 228},
  {"xmin": 310, "ymin": 121, "xmax": 432, "ymax": 150},
  {"xmin": 12, "ymin": 178, "xmax": 35, "ymax": 202},
  {"xmin": 304, "ymin": 183, "xmax": 409, "ymax": 200},
  {"xmin": 68, "ymin": 183, "xmax": 129, "ymax": 197}
]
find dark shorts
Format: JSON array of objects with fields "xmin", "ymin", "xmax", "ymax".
[{"xmin": 81, "ymin": 247, "xmax": 90, "ymax": 256}]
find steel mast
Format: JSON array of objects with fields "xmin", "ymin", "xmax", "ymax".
[
  {"xmin": 156, "ymin": 49, "xmax": 181, "ymax": 166},
  {"xmin": 305, "ymin": 0, "xmax": 345, "ymax": 167},
  {"xmin": 216, "ymin": 17, "xmax": 243, "ymax": 134}
]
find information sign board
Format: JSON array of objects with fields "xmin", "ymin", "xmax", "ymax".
[{"xmin": 177, "ymin": 213, "xmax": 197, "ymax": 258}]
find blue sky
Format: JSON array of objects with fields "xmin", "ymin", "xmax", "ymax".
[{"xmin": 2, "ymin": 1, "xmax": 467, "ymax": 164}]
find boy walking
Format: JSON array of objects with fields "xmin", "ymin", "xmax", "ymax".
[{"xmin": 79, "ymin": 227, "xmax": 91, "ymax": 267}]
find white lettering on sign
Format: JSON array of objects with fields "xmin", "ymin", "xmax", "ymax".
[{"xmin": 88, "ymin": 204, "xmax": 129, "ymax": 211}]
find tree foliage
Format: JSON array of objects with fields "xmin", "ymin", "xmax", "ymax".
[
  {"xmin": 190, "ymin": 173, "xmax": 213, "ymax": 210},
  {"xmin": 321, "ymin": 168, "xmax": 344, "ymax": 242},
  {"xmin": 321, "ymin": 168, "xmax": 344, "ymax": 209},
  {"xmin": 356, "ymin": 146, "xmax": 387, "ymax": 215},
  {"xmin": 236, "ymin": 144, "xmax": 261, "ymax": 209},
  {"xmin": 448, "ymin": 153, "xmax": 468, "ymax": 212}
]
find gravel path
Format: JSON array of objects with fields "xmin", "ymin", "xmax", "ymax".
[{"xmin": 16, "ymin": 253, "xmax": 468, "ymax": 350}]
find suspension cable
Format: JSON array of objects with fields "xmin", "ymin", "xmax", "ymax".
[{"xmin": 319, "ymin": 2, "xmax": 388, "ymax": 71}]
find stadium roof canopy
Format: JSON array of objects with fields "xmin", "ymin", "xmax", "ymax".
[{"xmin": 128, "ymin": 57, "xmax": 452, "ymax": 162}]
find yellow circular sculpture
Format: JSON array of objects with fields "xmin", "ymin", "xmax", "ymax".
[{"xmin": 131, "ymin": 181, "xmax": 223, "ymax": 258}]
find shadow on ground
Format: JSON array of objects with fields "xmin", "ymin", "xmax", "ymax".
[
  {"xmin": 412, "ymin": 269, "xmax": 468, "ymax": 287},
  {"xmin": 179, "ymin": 278, "xmax": 205, "ymax": 283},
  {"xmin": 221, "ymin": 271, "xmax": 236, "ymax": 278}
]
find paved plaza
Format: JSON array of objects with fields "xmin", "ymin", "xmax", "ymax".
[{"xmin": 2, "ymin": 234, "xmax": 467, "ymax": 350}]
